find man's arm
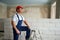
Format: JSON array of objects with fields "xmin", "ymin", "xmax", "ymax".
[
  {"xmin": 11, "ymin": 21, "xmax": 20, "ymax": 34},
  {"xmin": 24, "ymin": 20, "xmax": 30, "ymax": 28}
]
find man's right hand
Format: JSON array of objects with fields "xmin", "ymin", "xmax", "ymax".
[
  {"xmin": 11, "ymin": 21, "xmax": 21, "ymax": 35},
  {"xmin": 16, "ymin": 29, "xmax": 20, "ymax": 35}
]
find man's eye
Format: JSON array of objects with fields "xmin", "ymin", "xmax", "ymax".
[{"xmin": 22, "ymin": 8, "xmax": 23, "ymax": 9}]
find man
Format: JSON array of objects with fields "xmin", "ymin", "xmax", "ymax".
[{"xmin": 11, "ymin": 6, "xmax": 30, "ymax": 40}]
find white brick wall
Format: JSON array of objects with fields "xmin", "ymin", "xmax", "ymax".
[
  {"xmin": 0, "ymin": 2, "xmax": 7, "ymax": 18},
  {"xmin": 4, "ymin": 19, "xmax": 60, "ymax": 40}
]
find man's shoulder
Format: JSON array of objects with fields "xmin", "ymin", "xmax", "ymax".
[{"xmin": 12, "ymin": 13, "xmax": 17, "ymax": 18}]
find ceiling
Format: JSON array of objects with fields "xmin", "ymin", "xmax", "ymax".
[{"xmin": 0, "ymin": 0, "xmax": 53, "ymax": 5}]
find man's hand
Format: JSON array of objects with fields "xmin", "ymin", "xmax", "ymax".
[
  {"xmin": 16, "ymin": 29, "xmax": 20, "ymax": 35},
  {"xmin": 11, "ymin": 21, "xmax": 20, "ymax": 35},
  {"xmin": 27, "ymin": 26, "xmax": 30, "ymax": 29},
  {"xmin": 24, "ymin": 20, "xmax": 30, "ymax": 29}
]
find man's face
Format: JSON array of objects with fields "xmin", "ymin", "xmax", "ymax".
[{"xmin": 17, "ymin": 8, "xmax": 24, "ymax": 13}]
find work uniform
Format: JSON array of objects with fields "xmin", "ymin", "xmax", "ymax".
[{"xmin": 12, "ymin": 13, "xmax": 30, "ymax": 40}]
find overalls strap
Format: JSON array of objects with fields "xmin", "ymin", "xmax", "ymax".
[{"xmin": 16, "ymin": 13, "xmax": 23, "ymax": 20}]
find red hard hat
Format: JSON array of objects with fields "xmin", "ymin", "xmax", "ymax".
[{"xmin": 16, "ymin": 6, "xmax": 23, "ymax": 10}]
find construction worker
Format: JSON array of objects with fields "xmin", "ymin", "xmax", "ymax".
[{"xmin": 11, "ymin": 6, "xmax": 30, "ymax": 40}]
